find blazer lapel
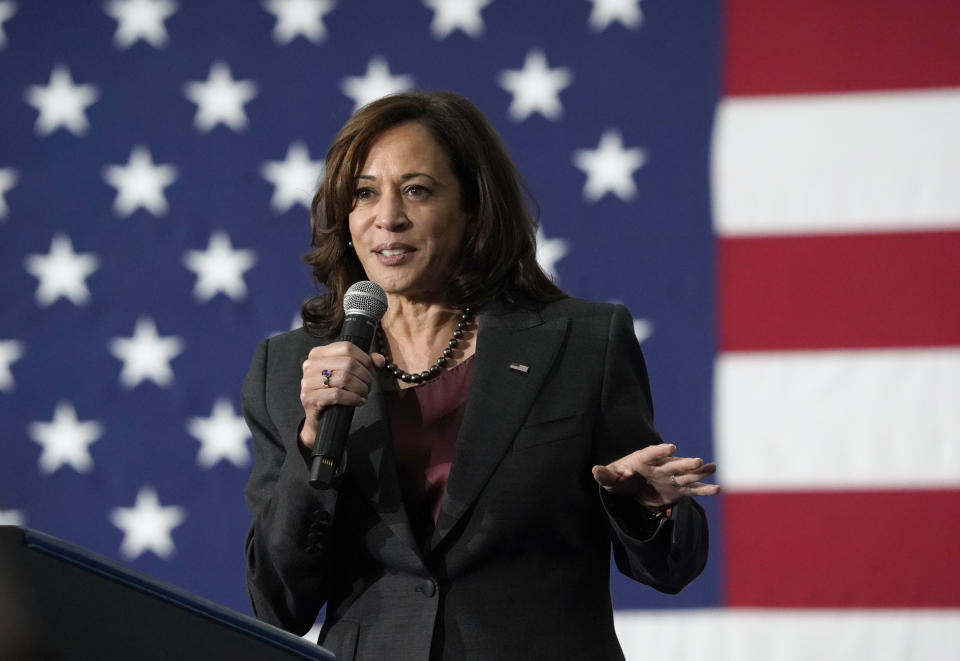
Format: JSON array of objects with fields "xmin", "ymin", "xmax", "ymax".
[
  {"xmin": 429, "ymin": 307, "xmax": 569, "ymax": 551},
  {"xmin": 347, "ymin": 357, "xmax": 424, "ymax": 567}
]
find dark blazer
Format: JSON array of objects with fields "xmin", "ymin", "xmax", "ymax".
[{"xmin": 243, "ymin": 298, "xmax": 709, "ymax": 661}]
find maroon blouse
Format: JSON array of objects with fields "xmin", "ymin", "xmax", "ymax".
[{"xmin": 385, "ymin": 355, "xmax": 474, "ymax": 547}]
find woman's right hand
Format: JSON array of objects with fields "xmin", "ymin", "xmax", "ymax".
[{"xmin": 299, "ymin": 342, "xmax": 386, "ymax": 450}]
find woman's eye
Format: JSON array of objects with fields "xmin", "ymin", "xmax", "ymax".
[
  {"xmin": 354, "ymin": 187, "xmax": 374, "ymax": 200},
  {"xmin": 405, "ymin": 185, "xmax": 429, "ymax": 198}
]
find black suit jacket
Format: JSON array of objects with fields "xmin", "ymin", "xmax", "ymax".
[{"xmin": 243, "ymin": 298, "xmax": 709, "ymax": 660}]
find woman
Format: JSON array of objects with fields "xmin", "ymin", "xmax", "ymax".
[{"xmin": 243, "ymin": 91, "xmax": 719, "ymax": 660}]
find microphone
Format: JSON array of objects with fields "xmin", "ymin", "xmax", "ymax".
[{"xmin": 309, "ymin": 280, "xmax": 388, "ymax": 489}]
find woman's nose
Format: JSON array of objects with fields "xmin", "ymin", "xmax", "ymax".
[{"xmin": 374, "ymin": 192, "xmax": 410, "ymax": 231}]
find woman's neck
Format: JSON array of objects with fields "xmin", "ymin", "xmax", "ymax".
[
  {"xmin": 383, "ymin": 293, "xmax": 456, "ymax": 335},
  {"xmin": 379, "ymin": 294, "xmax": 476, "ymax": 384}
]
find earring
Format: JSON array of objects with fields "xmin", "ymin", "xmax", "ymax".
[{"xmin": 346, "ymin": 240, "xmax": 353, "ymax": 248}]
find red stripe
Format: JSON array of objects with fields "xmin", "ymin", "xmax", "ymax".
[
  {"xmin": 723, "ymin": 490, "xmax": 960, "ymax": 607},
  {"xmin": 725, "ymin": 0, "xmax": 960, "ymax": 96},
  {"xmin": 717, "ymin": 231, "xmax": 960, "ymax": 352}
]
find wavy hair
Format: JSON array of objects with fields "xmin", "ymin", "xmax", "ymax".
[{"xmin": 301, "ymin": 91, "xmax": 564, "ymax": 335}]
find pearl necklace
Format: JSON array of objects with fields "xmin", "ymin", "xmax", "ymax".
[{"xmin": 377, "ymin": 308, "xmax": 474, "ymax": 384}]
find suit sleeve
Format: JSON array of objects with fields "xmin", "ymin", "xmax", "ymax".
[
  {"xmin": 242, "ymin": 337, "xmax": 338, "ymax": 634},
  {"xmin": 593, "ymin": 304, "xmax": 709, "ymax": 594}
]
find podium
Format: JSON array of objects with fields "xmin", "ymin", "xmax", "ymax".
[{"xmin": 0, "ymin": 526, "xmax": 334, "ymax": 660}]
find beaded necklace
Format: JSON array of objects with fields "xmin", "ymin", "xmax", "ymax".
[{"xmin": 377, "ymin": 308, "xmax": 474, "ymax": 384}]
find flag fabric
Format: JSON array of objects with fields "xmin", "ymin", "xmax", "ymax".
[
  {"xmin": 691, "ymin": 0, "xmax": 960, "ymax": 658},
  {"xmin": 1, "ymin": 1, "xmax": 957, "ymax": 658}
]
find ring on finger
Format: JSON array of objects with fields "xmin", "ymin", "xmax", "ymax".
[
  {"xmin": 670, "ymin": 474, "xmax": 680, "ymax": 488},
  {"xmin": 321, "ymin": 369, "xmax": 332, "ymax": 387}
]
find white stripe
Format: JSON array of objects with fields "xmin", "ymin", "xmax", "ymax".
[
  {"xmin": 615, "ymin": 608, "xmax": 960, "ymax": 661},
  {"xmin": 714, "ymin": 348, "xmax": 960, "ymax": 489},
  {"xmin": 712, "ymin": 88, "xmax": 960, "ymax": 236}
]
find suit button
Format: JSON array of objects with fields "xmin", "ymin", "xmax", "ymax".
[
  {"xmin": 308, "ymin": 510, "xmax": 331, "ymax": 524},
  {"xmin": 417, "ymin": 580, "xmax": 436, "ymax": 597}
]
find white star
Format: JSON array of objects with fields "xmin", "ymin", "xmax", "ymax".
[
  {"xmin": 0, "ymin": 167, "xmax": 17, "ymax": 219},
  {"xmin": 610, "ymin": 300, "xmax": 655, "ymax": 343},
  {"xmin": 0, "ymin": 510, "xmax": 25, "ymax": 526},
  {"xmin": 260, "ymin": 141, "xmax": 324, "ymax": 213},
  {"xmin": 110, "ymin": 487, "xmax": 185, "ymax": 560},
  {"xmin": 587, "ymin": 0, "xmax": 643, "ymax": 31},
  {"xmin": 102, "ymin": 145, "xmax": 178, "ymax": 218},
  {"xmin": 104, "ymin": 0, "xmax": 178, "ymax": 49},
  {"xmin": 572, "ymin": 129, "xmax": 647, "ymax": 202},
  {"xmin": 28, "ymin": 402, "xmax": 103, "ymax": 474},
  {"xmin": 341, "ymin": 56, "xmax": 414, "ymax": 111},
  {"xmin": 535, "ymin": 226, "xmax": 569, "ymax": 282},
  {"xmin": 109, "ymin": 317, "xmax": 184, "ymax": 388},
  {"xmin": 183, "ymin": 61, "xmax": 258, "ymax": 132},
  {"xmin": 24, "ymin": 64, "xmax": 100, "ymax": 136},
  {"xmin": 187, "ymin": 398, "xmax": 251, "ymax": 468},
  {"xmin": 0, "ymin": 1, "xmax": 17, "ymax": 49},
  {"xmin": 0, "ymin": 339, "xmax": 24, "ymax": 392},
  {"xmin": 498, "ymin": 50, "xmax": 573, "ymax": 122},
  {"xmin": 423, "ymin": 0, "xmax": 491, "ymax": 39},
  {"xmin": 263, "ymin": 0, "xmax": 334, "ymax": 45},
  {"xmin": 633, "ymin": 317, "xmax": 654, "ymax": 343},
  {"xmin": 182, "ymin": 231, "xmax": 257, "ymax": 302},
  {"xmin": 24, "ymin": 234, "xmax": 100, "ymax": 307}
]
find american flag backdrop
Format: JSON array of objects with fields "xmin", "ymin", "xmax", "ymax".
[{"xmin": 1, "ymin": 0, "xmax": 958, "ymax": 658}]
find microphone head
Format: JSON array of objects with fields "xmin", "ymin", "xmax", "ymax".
[{"xmin": 343, "ymin": 281, "xmax": 388, "ymax": 321}]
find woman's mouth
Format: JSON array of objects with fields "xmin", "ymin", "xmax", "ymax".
[{"xmin": 373, "ymin": 244, "xmax": 415, "ymax": 265}]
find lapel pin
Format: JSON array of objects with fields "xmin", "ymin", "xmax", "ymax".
[{"xmin": 509, "ymin": 363, "xmax": 529, "ymax": 373}]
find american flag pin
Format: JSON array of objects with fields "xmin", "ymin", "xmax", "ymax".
[{"xmin": 509, "ymin": 363, "xmax": 529, "ymax": 373}]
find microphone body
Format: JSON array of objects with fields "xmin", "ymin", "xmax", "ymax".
[{"xmin": 309, "ymin": 282, "xmax": 387, "ymax": 489}]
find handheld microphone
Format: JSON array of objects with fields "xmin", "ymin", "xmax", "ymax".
[{"xmin": 309, "ymin": 280, "xmax": 388, "ymax": 489}]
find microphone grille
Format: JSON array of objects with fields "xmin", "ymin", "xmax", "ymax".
[{"xmin": 342, "ymin": 281, "xmax": 388, "ymax": 321}]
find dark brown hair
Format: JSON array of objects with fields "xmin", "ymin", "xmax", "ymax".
[{"xmin": 301, "ymin": 90, "xmax": 564, "ymax": 335}]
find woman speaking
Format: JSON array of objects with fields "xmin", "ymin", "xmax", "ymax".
[{"xmin": 242, "ymin": 91, "xmax": 719, "ymax": 660}]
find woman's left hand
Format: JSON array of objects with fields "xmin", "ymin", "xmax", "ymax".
[{"xmin": 592, "ymin": 443, "xmax": 720, "ymax": 512}]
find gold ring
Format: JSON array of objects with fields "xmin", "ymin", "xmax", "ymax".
[{"xmin": 670, "ymin": 474, "xmax": 680, "ymax": 488}]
